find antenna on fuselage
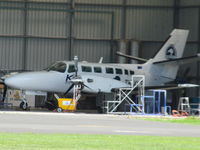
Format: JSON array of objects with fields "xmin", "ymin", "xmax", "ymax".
[{"xmin": 99, "ymin": 57, "xmax": 103, "ymax": 63}]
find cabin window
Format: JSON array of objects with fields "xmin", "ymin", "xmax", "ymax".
[
  {"xmin": 94, "ymin": 67, "xmax": 102, "ymax": 73},
  {"xmin": 125, "ymin": 69, "xmax": 128, "ymax": 75},
  {"xmin": 68, "ymin": 64, "xmax": 75, "ymax": 73},
  {"xmin": 115, "ymin": 68, "xmax": 122, "ymax": 74},
  {"xmin": 82, "ymin": 66, "xmax": 92, "ymax": 72},
  {"xmin": 130, "ymin": 70, "xmax": 135, "ymax": 75},
  {"xmin": 106, "ymin": 67, "xmax": 114, "ymax": 74}
]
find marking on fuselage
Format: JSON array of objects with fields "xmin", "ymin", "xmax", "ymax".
[{"xmin": 66, "ymin": 74, "xmax": 74, "ymax": 82}]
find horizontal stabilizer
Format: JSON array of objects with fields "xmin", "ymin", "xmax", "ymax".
[
  {"xmin": 116, "ymin": 51, "xmax": 148, "ymax": 63},
  {"xmin": 153, "ymin": 53, "xmax": 200, "ymax": 65}
]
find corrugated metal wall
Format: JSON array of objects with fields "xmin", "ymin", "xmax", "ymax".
[
  {"xmin": 180, "ymin": 0, "xmax": 200, "ymax": 6},
  {"xmin": 0, "ymin": 38, "xmax": 23, "ymax": 70},
  {"xmin": 26, "ymin": 39, "xmax": 69, "ymax": 70},
  {"xmin": 0, "ymin": 0, "xmax": 199, "ymax": 75},
  {"xmin": 74, "ymin": 11, "xmax": 112, "ymax": 39},
  {"xmin": 179, "ymin": 8, "xmax": 199, "ymax": 41},
  {"xmin": 126, "ymin": 0, "xmax": 173, "ymax": 6},
  {"xmin": 178, "ymin": 5, "xmax": 200, "ymax": 96},
  {"xmin": 126, "ymin": 8, "xmax": 173, "ymax": 41}
]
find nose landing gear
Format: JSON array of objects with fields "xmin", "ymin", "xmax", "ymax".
[
  {"xmin": 19, "ymin": 91, "xmax": 28, "ymax": 110},
  {"xmin": 20, "ymin": 100, "xmax": 28, "ymax": 110}
]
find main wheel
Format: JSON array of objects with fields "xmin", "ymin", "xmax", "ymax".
[
  {"xmin": 57, "ymin": 107, "xmax": 63, "ymax": 112},
  {"xmin": 20, "ymin": 101, "xmax": 28, "ymax": 110}
]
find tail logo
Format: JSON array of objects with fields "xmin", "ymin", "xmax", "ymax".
[{"xmin": 166, "ymin": 45, "xmax": 176, "ymax": 59}]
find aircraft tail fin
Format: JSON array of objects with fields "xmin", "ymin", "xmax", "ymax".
[
  {"xmin": 152, "ymin": 29, "xmax": 189, "ymax": 63},
  {"xmin": 146, "ymin": 29, "xmax": 189, "ymax": 82}
]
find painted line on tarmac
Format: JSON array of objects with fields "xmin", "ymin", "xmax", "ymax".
[
  {"xmin": 114, "ymin": 130, "xmax": 151, "ymax": 134},
  {"xmin": 0, "ymin": 111, "xmax": 117, "ymax": 118},
  {"xmin": 76, "ymin": 125, "xmax": 112, "ymax": 128}
]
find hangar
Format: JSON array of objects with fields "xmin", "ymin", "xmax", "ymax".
[{"xmin": 0, "ymin": 0, "xmax": 200, "ymax": 114}]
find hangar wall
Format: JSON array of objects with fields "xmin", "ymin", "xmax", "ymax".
[
  {"xmin": 0, "ymin": 0, "xmax": 199, "ymax": 94},
  {"xmin": 0, "ymin": 0, "xmax": 174, "ymax": 71}
]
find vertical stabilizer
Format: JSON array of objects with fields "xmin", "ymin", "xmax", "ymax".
[
  {"xmin": 152, "ymin": 29, "xmax": 189, "ymax": 63},
  {"xmin": 144, "ymin": 29, "xmax": 189, "ymax": 85}
]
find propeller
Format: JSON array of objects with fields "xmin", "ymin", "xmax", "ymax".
[
  {"xmin": 64, "ymin": 83, "xmax": 75, "ymax": 95},
  {"xmin": 64, "ymin": 56, "xmax": 92, "ymax": 96}
]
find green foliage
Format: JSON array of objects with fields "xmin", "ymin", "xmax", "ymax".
[
  {"xmin": 0, "ymin": 133, "xmax": 199, "ymax": 150},
  {"xmin": 142, "ymin": 116, "xmax": 200, "ymax": 125}
]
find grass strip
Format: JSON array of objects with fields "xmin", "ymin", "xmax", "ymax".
[
  {"xmin": 141, "ymin": 116, "xmax": 200, "ymax": 125},
  {"xmin": 0, "ymin": 133, "xmax": 199, "ymax": 150}
]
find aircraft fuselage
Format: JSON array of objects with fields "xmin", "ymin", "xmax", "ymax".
[{"xmin": 4, "ymin": 60, "xmax": 171, "ymax": 93}]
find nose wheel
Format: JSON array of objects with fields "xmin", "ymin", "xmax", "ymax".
[{"xmin": 20, "ymin": 100, "xmax": 28, "ymax": 110}]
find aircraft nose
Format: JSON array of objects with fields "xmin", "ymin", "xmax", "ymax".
[
  {"xmin": 5, "ymin": 76, "xmax": 22, "ymax": 89},
  {"xmin": 4, "ymin": 71, "xmax": 64, "ymax": 92},
  {"xmin": 4, "ymin": 72, "xmax": 35, "ymax": 90}
]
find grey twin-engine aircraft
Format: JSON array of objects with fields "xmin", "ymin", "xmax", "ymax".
[{"xmin": 2, "ymin": 29, "xmax": 200, "ymax": 97}]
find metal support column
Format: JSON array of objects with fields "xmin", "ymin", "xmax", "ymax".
[
  {"xmin": 110, "ymin": 12, "xmax": 115, "ymax": 62},
  {"xmin": 69, "ymin": 0, "xmax": 75, "ymax": 60},
  {"xmin": 173, "ymin": 0, "xmax": 180, "ymax": 28},
  {"xmin": 22, "ymin": 0, "xmax": 28, "ymax": 70},
  {"xmin": 197, "ymin": 7, "xmax": 200, "ymax": 96},
  {"xmin": 121, "ymin": 0, "xmax": 127, "ymax": 40}
]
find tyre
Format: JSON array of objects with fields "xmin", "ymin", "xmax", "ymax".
[
  {"xmin": 20, "ymin": 101, "xmax": 28, "ymax": 110},
  {"xmin": 57, "ymin": 107, "xmax": 63, "ymax": 112}
]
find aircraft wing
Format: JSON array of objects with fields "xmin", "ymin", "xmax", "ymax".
[
  {"xmin": 111, "ymin": 83, "xmax": 199, "ymax": 92},
  {"xmin": 144, "ymin": 83, "xmax": 199, "ymax": 90},
  {"xmin": 153, "ymin": 53, "xmax": 200, "ymax": 65}
]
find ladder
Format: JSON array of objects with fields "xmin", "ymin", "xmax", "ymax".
[
  {"xmin": 178, "ymin": 97, "xmax": 190, "ymax": 113},
  {"xmin": 105, "ymin": 75, "xmax": 145, "ymax": 114}
]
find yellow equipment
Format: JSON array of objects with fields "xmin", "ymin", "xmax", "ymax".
[{"xmin": 57, "ymin": 98, "xmax": 77, "ymax": 112}]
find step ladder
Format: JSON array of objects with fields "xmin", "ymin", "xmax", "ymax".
[{"xmin": 178, "ymin": 97, "xmax": 190, "ymax": 113}]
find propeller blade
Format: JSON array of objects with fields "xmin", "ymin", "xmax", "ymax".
[
  {"xmin": 64, "ymin": 83, "xmax": 74, "ymax": 95},
  {"xmin": 82, "ymin": 83, "xmax": 92, "ymax": 90}
]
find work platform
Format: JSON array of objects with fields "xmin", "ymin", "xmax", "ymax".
[{"xmin": 102, "ymin": 75, "xmax": 170, "ymax": 115}]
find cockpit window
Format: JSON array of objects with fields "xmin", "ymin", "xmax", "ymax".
[
  {"xmin": 68, "ymin": 64, "xmax": 75, "ymax": 73},
  {"xmin": 45, "ymin": 62, "xmax": 66, "ymax": 73}
]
